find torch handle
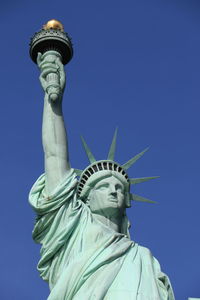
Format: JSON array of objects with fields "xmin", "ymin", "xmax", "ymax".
[
  {"xmin": 42, "ymin": 51, "xmax": 62, "ymax": 101},
  {"xmin": 46, "ymin": 72, "xmax": 59, "ymax": 85}
]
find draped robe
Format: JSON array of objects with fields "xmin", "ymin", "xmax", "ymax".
[{"xmin": 29, "ymin": 169, "xmax": 175, "ymax": 300}]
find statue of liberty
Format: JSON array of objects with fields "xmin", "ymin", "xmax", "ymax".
[{"xmin": 29, "ymin": 20, "xmax": 175, "ymax": 300}]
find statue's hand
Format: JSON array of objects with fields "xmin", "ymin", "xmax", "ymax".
[{"xmin": 37, "ymin": 52, "xmax": 66, "ymax": 101}]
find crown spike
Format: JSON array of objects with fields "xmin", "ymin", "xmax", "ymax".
[
  {"xmin": 107, "ymin": 128, "xmax": 118, "ymax": 161},
  {"xmin": 74, "ymin": 169, "xmax": 83, "ymax": 176},
  {"xmin": 122, "ymin": 147, "xmax": 149, "ymax": 170},
  {"xmin": 81, "ymin": 136, "xmax": 96, "ymax": 163},
  {"xmin": 130, "ymin": 176, "xmax": 159, "ymax": 185},
  {"xmin": 130, "ymin": 193, "xmax": 157, "ymax": 204}
]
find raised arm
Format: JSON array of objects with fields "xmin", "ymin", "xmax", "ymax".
[{"xmin": 37, "ymin": 52, "xmax": 70, "ymax": 195}]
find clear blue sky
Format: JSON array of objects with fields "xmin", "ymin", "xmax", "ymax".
[{"xmin": 0, "ymin": 0, "xmax": 199, "ymax": 299}]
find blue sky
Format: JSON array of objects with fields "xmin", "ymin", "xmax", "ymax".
[{"xmin": 0, "ymin": 0, "xmax": 200, "ymax": 299}]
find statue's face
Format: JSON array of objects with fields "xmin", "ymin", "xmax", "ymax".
[{"xmin": 88, "ymin": 175, "xmax": 126, "ymax": 217}]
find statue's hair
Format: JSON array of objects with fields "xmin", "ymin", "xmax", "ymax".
[{"xmin": 121, "ymin": 213, "xmax": 131, "ymax": 238}]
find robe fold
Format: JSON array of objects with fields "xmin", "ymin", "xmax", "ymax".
[{"xmin": 29, "ymin": 169, "xmax": 175, "ymax": 300}]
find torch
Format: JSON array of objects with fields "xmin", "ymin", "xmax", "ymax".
[{"xmin": 29, "ymin": 19, "xmax": 73, "ymax": 101}]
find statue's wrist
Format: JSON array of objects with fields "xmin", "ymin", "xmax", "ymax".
[{"xmin": 44, "ymin": 85, "xmax": 63, "ymax": 102}]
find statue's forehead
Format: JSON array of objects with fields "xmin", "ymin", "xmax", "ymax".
[
  {"xmin": 90, "ymin": 172, "xmax": 127, "ymax": 188},
  {"xmin": 94, "ymin": 175, "xmax": 124, "ymax": 187}
]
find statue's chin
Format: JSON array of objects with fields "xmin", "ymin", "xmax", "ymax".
[{"xmin": 91, "ymin": 205, "xmax": 124, "ymax": 218}]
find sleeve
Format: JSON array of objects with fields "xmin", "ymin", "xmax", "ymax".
[
  {"xmin": 153, "ymin": 257, "xmax": 175, "ymax": 300},
  {"xmin": 28, "ymin": 169, "xmax": 84, "ymax": 282},
  {"xmin": 29, "ymin": 168, "xmax": 81, "ymax": 243},
  {"xmin": 29, "ymin": 168, "xmax": 78, "ymax": 216},
  {"xmin": 138, "ymin": 246, "xmax": 175, "ymax": 300}
]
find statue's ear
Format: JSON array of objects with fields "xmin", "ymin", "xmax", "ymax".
[{"xmin": 125, "ymin": 192, "xmax": 131, "ymax": 208}]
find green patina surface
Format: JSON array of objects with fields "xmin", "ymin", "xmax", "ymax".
[{"xmin": 29, "ymin": 51, "xmax": 176, "ymax": 300}]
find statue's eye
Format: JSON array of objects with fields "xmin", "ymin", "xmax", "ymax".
[
  {"xmin": 96, "ymin": 183, "xmax": 108, "ymax": 190},
  {"xmin": 116, "ymin": 184, "xmax": 124, "ymax": 192}
]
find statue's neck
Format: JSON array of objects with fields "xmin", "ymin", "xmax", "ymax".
[{"xmin": 94, "ymin": 214, "xmax": 123, "ymax": 233}]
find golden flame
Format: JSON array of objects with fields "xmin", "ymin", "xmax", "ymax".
[{"xmin": 43, "ymin": 19, "xmax": 64, "ymax": 31}]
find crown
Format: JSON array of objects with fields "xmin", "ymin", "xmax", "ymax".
[{"xmin": 76, "ymin": 129, "xmax": 158, "ymax": 203}]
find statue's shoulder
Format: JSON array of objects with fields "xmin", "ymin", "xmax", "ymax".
[
  {"xmin": 137, "ymin": 244, "xmax": 154, "ymax": 259},
  {"xmin": 137, "ymin": 245, "xmax": 162, "ymax": 271}
]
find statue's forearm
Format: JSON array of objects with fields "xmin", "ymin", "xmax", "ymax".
[{"xmin": 42, "ymin": 94, "xmax": 70, "ymax": 195}]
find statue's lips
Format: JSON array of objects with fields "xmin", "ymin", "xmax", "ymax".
[{"xmin": 108, "ymin": 197, "xmax": 118, "ymax": 202}]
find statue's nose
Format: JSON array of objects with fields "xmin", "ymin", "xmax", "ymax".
[{"xmin": 109, "ymin": 185, "xmax": 117, "ymax": 195}]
